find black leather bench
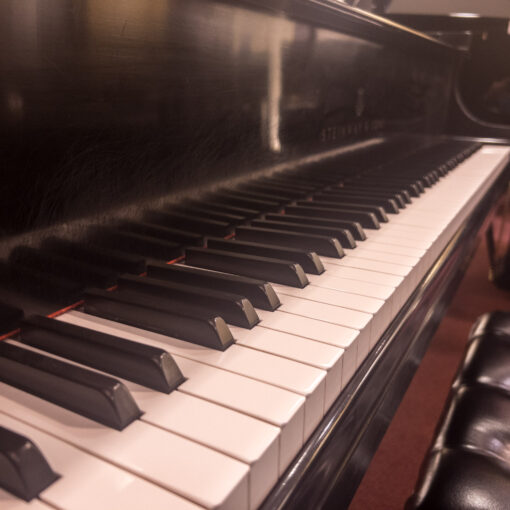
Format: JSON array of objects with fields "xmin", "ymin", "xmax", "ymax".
[{"xmin": 406, "ymin": 311, "xmax": 510, "ymax": 510}]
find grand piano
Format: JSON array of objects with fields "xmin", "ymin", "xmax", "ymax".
[{"xmin": 0, "ymin": 1, "xmax": 509, "ymax": 509}]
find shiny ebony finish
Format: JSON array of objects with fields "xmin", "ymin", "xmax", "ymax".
[
  {"xmin": 389, "ymin": 14, "xmax": 510, "ymax": 141},
  {"xmin": 0, "ymin": 0, "xmax": 458, "ymax": 247}
]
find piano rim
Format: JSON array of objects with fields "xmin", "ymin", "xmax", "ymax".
[
  {"xmin": 259, "ymin": 145, "xmax": 510, "ymax": 510},
  {"xmin": 219, "ymin": 0, "xmax": 464, "ymax": 56}
]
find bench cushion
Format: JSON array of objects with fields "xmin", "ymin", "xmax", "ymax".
[
  {"xmin": 455, "ymin": 334, "xmax": 510, "ymax": 394},
  {"xmin": 433, "ymin": 385, "xmax": 510, "ymax": 466},
  {"xmin": 469, "ymin": 311, "xmax": 510, "ymax": 340},
  {"xmin": 407, "ymin": 449, "xmax": 510, "ymax": 510}
]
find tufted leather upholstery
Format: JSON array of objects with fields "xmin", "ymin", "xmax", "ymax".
[
  {"xmin": 469, "ymin": 311, "xmax": 510, "ymax": 340},
  {"xmin": 454, "ymin": 334, "xmax": 510, "ymax": 394},
  {"xmin": 407, "ymin": 312, "xmax": 510, "ymax": 510},
  {"xmin": 406, "ymin": 449, "xmax": 510, "ymax": 510},
  {"xmin": 432, "ymin": 385, "xmax": 510, "ymax": 463}
]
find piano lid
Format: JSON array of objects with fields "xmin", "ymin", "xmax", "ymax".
[{"xmin": 0, "ymin": 0, "xmax": 461, "ymax": 249}]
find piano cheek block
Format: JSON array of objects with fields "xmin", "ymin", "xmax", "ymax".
[{"xmin": 0, "ymin": 426, "xmax": 59, "ymax": 501}]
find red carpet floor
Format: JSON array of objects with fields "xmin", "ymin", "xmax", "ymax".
[{"xmin": 348, "ymin": 234, "xmax": 510, "ymax": 510}]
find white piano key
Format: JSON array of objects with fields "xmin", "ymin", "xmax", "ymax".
[
  {"xmin": 308, "ymin": 272, "xmax": 395, "ymax": 301},
  {"xmin": 348, "ymin": 243, "xmax": 428, "ymax": 283},
  {"xmin": 0, "ymin": 490, "xmax": 53, "ymax": 510},
  {"xmin": 0, "ymin": 384, "xmax": 249, "ymax": 510},
  {"xmin": 363, "ymin": 233, "xmax": 432, "ymax": 249},
  {"xmin": 271, "ymin": 294, "xmax": 371, "ymax": 361},
  {"xmin": 57, "ymin": 311, "xmax": 326, "ymax": 439},
  {"xmin": 271, "ymin": 283, "xmax": 384, "ymax": 315},
  {"xmin": 309, "ymin": 271, "xmax": 406, "ymax": 315},
  {"xmin": 0, "ymin": 412, "xmax": 203, "ymax": 510},
  {"xmin": 379, "ymin": 223, "xmax": 438, "ymax": 240},
  {"xmin": 353, "ymin": 241, "xmax": 426, "ymax": 258},
  {"xmin": 229, "ymin": 325, "xmax": 344, "ymax": 409},
  {"xmin": 21, "ymin": 321, "xmax": 304, "ymax": 481},
  {"xmin": 325, "ymin": 256, "xmax": 412, "ymax": 277},
  {"xmin": 339, "ymin": 248, "xmax": 420, "ymax": 267},
  {"xmin": 56, "ymin": 312, "xmax": 306, "ymax": 473},
  {"xmin": 270, "ymin": 283, "xmax": 392, "ymax": 352},
  {"xmin": 389, "ymin": 219, "xmax": 449, "ymax": 232},
  {"xmin": 174, "ymin": 356, "xmax": 304, "ymax": 474},
  {"xmin": 388, "ymin": 212, "xmax": 449, "ymax": 229},
  {"xmin": 253, "ymin": 308, "xmax": 359, "ymax": 384},
  {"xmin": 57, "ymin": 312, "xmax": 325, "ymax": 446},
  {"xmin": 317, "ymin": 264, "xmax": 409, "ymax": 308},
  {"xmin": 277, "ymin": 293, "xmax": 371, "ymax": 331},
  {"xmin": 129, "ymin": 390, "xmax": 279, "ymax": 510},
  {"xmin": 320, "ymin": 264, "xmax": 403, "ymax": 288},
  {"xmin": 4, "ymin": 335, "xmax": 280, "ymax": 510}
]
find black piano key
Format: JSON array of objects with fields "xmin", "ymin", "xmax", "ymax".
[
  {"xmin": 313, "ymin": 192, "xmax": 400, "ymax": 213},
  {"xmin": 380, "ymin": 179, "xmax": 424, "ymax": 195},
  {"xmin": 117, "ymin": 275, "xmax": 259, "ymax": 329},
  {"xmin": 90, "ymin": 227, "xmax": 183, "ymax": 260},
  {"xmin": 42, "ymin": 238, "xmax": 146, "ymax": 275},
  {"xmin": 264, "ymin": 213, "xmax": 367, "ymax": 241},
  {"xmin": 9, "ymin": 246, "xmax": 118, "ymax": 289},
  {"xmin": 185, "ymin": 247, "xmax": 309, "ymax": 288},
  {"xmin": 207, "ymin": 238, "xmax": 324, "ymax": 274},
  {"xmin": 320, "ymin": 188, "xmax": 406, "ymax": 209},
  {"xmin": 339, "ymin": 183, "xmax": 415, "ymax": 200},
  {"xmin": 285, "ymin": 205, "xmax": 380, "ymax": 229},
  {"xmin": 426, "ymin": 170, "xmax": 441, "ymax": 182},
  {"xmin": 378, "ymin": 175, "xmax": 427, "ymax": 190},
  {"xmin": 117, "ymin": 221, "xmax": 204, "ymax": 247},
  {"xmin": 358, "ymin": 178, "xmax": 423, "ymax": 195},
  {"xmin": 436, "ymin": 163, "xmax": 449, "ymax": 176},
  {"xmin": 257, "ymin": 176, "xmax": 318, "ymax": 192},
  {"xmin": 249, "ymin": 219, "xmax": 356, "ymax": 249},
  {"xmin": 223, "ymin": 188, "xmax": 290, "ymax": 206},
  {"xmin": 283, "ymin": 172, "xmax": 341, "ymax": 185},
  {"xmin": 334, "ymin": 185, "xmax": 411, "ymax": 205},
  {"xmin": 84, "ymin": 288, "xmax": 234, "ymax": 350},
  {"xmin": 0, "ymin": 301, "xmax": 24, "ymax": 334},
  {"xmin": 297, "ymin": 199, "xmax": 388, "ymax": 223},
  {"xmin": 206, "ymin": 237, "xmax": 325, "ymax": 275},
  {"xmin": 20, "ymin": 315, "xmax": 184, "ymax": 393},
  {"xmin": 238, "ymin": 182, "xmax": 309, "ymax": 199},
  {"xmin": 281, "ymin": 174, "xmax": 342, "ymax": 186},
  {"xmin": 382, "ymin": 170, "xmax": 433, "ymax": 185},
  {"xmin": 145, "ymin": 210, "xmax": 234, "ymax": 237},
  {"xmin": 0, "ymin": 261, "xmax": 84, "ymax": 305},
  {"xmin": 184, "ymin": 200, "xmax": 260, "ymax": 220},
  {"xmin": 0, "ymin": 341, "xmax": 141, "ymax": 430},
  {"xmin": 0, "ymin": 426, "xmax": 59, "ymax": 501},
  {"xmin": 260, "ymin": 175, "xmax": 323, "ymax": 191},
  {"xmin": 206, "ymin": 191, "xmax": 283, "ymax": 213},
  {"xmin": 147, "ymin": 262, "xmax": 280, "ymax": 310},
  {"xmin": 89, "ymin": 227, "xmax": 183, "ymax": 261},
  {"xmin": 235, "ymin": 225, "xmax": 344, "ymax": 258},
  {"xmin": 170, "ymin": 205, "xmax": 246, "ymax": 226},
  {"xmin": 415, "ymin": 173, "xmax": 435, "ymax": 186}
]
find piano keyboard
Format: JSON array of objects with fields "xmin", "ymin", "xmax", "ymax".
[{"xmin": 0, "ymin": 142, "xmax": 508, "ymax": 510}]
